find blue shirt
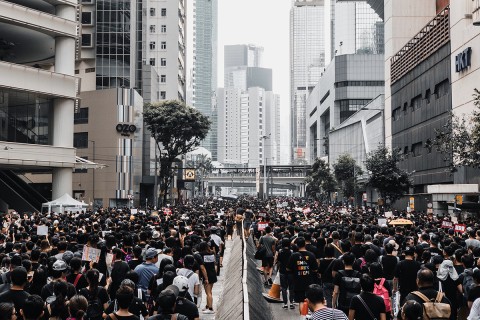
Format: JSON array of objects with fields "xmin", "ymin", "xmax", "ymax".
[{"xmin": 134, "ymin": 262, "xmax": 159, "ymax": 291}]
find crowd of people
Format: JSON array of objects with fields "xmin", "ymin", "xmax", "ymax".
[
  {"xmin": 0, "ymin": 196, "xmax": 479, "ymax": 320},
  {"xmin": 248, "ymin": 200, "xmax": 480, "ymax": 320}
]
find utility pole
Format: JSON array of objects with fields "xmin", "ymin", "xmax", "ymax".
[
  {"xmin": 88, "ymin": 140, "xmax": 96, "ymax": 208},
  {"xmin": 261, "ymin": 134, "xmax": 271, "ymax": 200},
  {"xmin": 154, "ymin": 145, "xmax": 158, "ymax": 208}
]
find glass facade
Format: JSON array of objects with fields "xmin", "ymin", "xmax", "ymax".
[
  {"xmin": 96, "ymin": 0, "xmax": 142, "ymax": 90},
  {"xmin": 0, "ymin": 89, "xmax": 52, "ymax": 145},
  {"xmin": 339, "ymin": 99, "xmax": 371, "ymax": 123},
  {"xmin": 355, "ymin": 2, "xmax": 384, "ymax": 54},
  {"xmin": 194, "ymin": 0, "xmax": 218, "ymax": 160},
  {"xmin": 290, "ymin": 2, "xmax": 326, "ymax": 161}
]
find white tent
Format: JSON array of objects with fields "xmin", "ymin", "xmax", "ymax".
[{"xmin": 42, "ymin": 193, "xmax": 88, "ymax": 213}]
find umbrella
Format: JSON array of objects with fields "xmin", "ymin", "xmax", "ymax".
[{"xmin": 389, "ymin": 218, "xmax": 413, "ymax": 225}]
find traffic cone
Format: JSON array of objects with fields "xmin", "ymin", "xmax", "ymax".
[{"xmin": 262, "ymin": 272, "xmax": 283, "ymax": 303}]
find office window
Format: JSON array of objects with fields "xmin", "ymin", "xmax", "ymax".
[
  {"xmin": 74, "ymin": 132, "xmax": 88, "ymax": 148},
  {"xmin": 74, "ymin": 108, "xmax": 89, "ymax": 124},
  {"xmin": 425, "ymin": 89, "xmax": 431, "ymax": 104},
  {"xmin": 412, "ymin": 142, "xmax": 423, "ymax": 157},
  {"xmin": 150, "ymin": 25, "xmax": 156, "ymax": 33},
  {"xmin": 392, "ymin": 107, "xmax": 401, "ymax": 121},
  {"xmin": 81, "ymin": 12, "xmax": 92, "ymax": 25},
  {"xmin": 160, "ymin": 91, "xmax": 166, "ymax": 99},
  {"xmin": 161, "ymin": 8, "xmax": 167, "ymax": 16},
  {"xmin": 160, "ymin": 75, "xmax": 166, "ymax": 83},
  {"xmin": 435, "ymin": 79, "xmax": 450, "ymax": 98},
  {"xmin": 150, "ymin": 41, "xmax": 155, "ymax": 50},
  {"xmin": 160, "ymin": 58, "xmax": 166, "ymax": 66},
  {"xmin": 411, "ymin": 95, "xmax": 422, "ymax": 110},
  {"xmin": 150, "ymin": 8, "xmax": 155, "ymax": 16},
  {"xmin": 85, "ymin": 67, "xmax": 95, "ymax": 73},
  {"xmin": 161, "ymin": 41, "xmax": 166, "ymax": 49},
  {"xmin": 161, "ymin": 25, "xmax": 166, "ymax": 33},
  {"xmin": 150, "ymin": 58, "xmax": 155, "ymax": 66},
  {"xmin": 81, "ymin": 34, "xmax": 92, "ymax": 47}
]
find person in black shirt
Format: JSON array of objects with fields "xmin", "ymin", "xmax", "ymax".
[
  {"xmin": 66, "ymin": 257, "xmax": 88, "ymax": 292},
  {"xmin": 148, "ymin": 285, "xmax": 188, "ymax": 320},
  {"xmin": 332, "ymin": 253, "xmax": 361, "ymax": 316},
  {"xmin": 468, "ymin": 269, "xmax": 480, "ymax": 308},
  {"xmin": 349, "ymin": 274, "xmax": 386, "ymax": 320},
  {"xmin": 274, "ymin": 238, "xmax": 294, "ymax": 309},
  {"xmin": 318, "ymin": 244, "xmax": 336, "ymax": 307},
  {"xmin": 20, "ymin": 295, "xmax": 44, "ymax": 320},
  {"xmin": 0, "ymin": 267, "xmax": 30, "ymax": 317},
  {"xmin": 394, "ymin": 246, "xmax": 420, "ymax": 305},
  {"xmin": 104, "ymin": 286, "xmax": 139, "ymax": 320}
]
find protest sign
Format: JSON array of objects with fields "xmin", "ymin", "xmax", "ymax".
[
  {"xmin": 441, "ymin": 221, "xmax": 453, "ymax": 229},
  {"xmin": 82, "ymin": 245, "xmax": 101, "ymax": 262},
  {"xmin": 258, "ymin": 222, "xmax": 268, "ymax": 231},
  {"xmin": 454, "ymin": 224, "xmax": 466, "ymax": 233},
  {"xmin": 37, "ymin": 225, "xmax": 48, "ymax": 236}
]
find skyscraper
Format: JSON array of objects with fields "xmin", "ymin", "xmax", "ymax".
[
  {"xmin": 191, "ymin": 0, "xmax": 218, "ymax": 159},
  {"xmin": 290, "ymin": 0, "xmax": 326, "ymax": 163}
]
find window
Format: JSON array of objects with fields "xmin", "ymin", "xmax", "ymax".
[
  {"xmin": 150, "ymin": 58, "xmax": 155, "ymax": 66},
  {"xmin": 161, "ymin": 8, "xmax": 167, "ymax": 16},
  {"xmin": 339, "ymin": 99, "xmax": 371, "ymax": 123},
  {"xmin": 81, "ymin": 12, "xmax": 92, "ymax": 25},
  {"xmin": 160, "ymin": 75, "xmax": 166, "ymax": 83},
  {"xmin": 411, "ymin": 95, "xmax": 422, "ymax": 110},
  {"xmin": 81, "ymin": 34, "xmax": 92, "ymax": 47},
  {"xmin": 425, "ymin": 89, "xmax": 431, "ymax": 104},
  {"xmin": 161, "ymin": 41, "xmax": 166, "ymax": 49},
  {"xmin": 74, "ymin": 132, "xmax": 88, "ymax": 148},
  {"xmin": 150, "ymin": 8, "xmax": 155, "ymax": 16},
  {"xmin": 150, "ymin": 25, "xmax": 156, "ymax": 33},
  {"xmin": 161, "ymin": 25, "xmax": 166, "ymax": 33},
  {"xmin": 392, "ymin": 107, "xmax": 401, "ymax": 121},
  {"xmin": 435, "ymin": 79, "xmax": 450, "ymax": 98},
  {"xmin": 412, "ymin": 142, "xmax": 423, "ymax": 157},
  {"xmin": 81, "ymin": 0, "xmax": 93, "ymax": 3},
  {"xmin": 150, "ymin": 41, "xmax": 156, "ymax": 50},
  {"xmin": 403, "ymin": 102, "xmax": 408, "ymax": 115},
  {"xmin": 74, "ymin": 108, "xmax": 89, "ymax": 124},
  {"xmin": 74, "ymin": 157, "xmax": 88, "ymax": 173},
  {"xmin": 160, "ymin": 91, "xmax": 166, "ymax": 99},
  {"xmin": 85, "ymin": 67, "xmax": 95, "ymax": 73},
  {"xmin": 160, "ymin": 58, "xmax": 166, "ymax": 66}
]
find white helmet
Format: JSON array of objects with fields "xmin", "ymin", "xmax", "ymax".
[{"xmin": 173, "ymin": 275, "xmax": 189, "ymax": 292}]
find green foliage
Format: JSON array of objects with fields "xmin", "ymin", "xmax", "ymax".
[
  {"xmin": 333, "ymin": 154, "xmax": 362, "ymax": 199},
  {"xmin": 430, "ymin": 88, "xmax": 480, "ymax": 171},
  {"xmin": 305, "ymin": 158, "xmax": 336, "ymax": 200},
  {"xmin": 144, "ymin": 100, "xmax": 211, "ymax": 204},
  {"xmin": 365, "ymin": 146, "xmax": 412, "ymax": 204}
]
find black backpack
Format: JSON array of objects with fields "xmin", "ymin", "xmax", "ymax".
[
  {"xmin": 81, "ymin": 288, "xmax": 103, "ymax": 320},
  {"xmin": 338, "ymin": 270, "xmax": 361, "ymax": 308}
]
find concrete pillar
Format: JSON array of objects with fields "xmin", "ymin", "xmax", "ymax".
[{"xmin": 52, "ymin": 4, "xmax": 76, "ymax": 198}]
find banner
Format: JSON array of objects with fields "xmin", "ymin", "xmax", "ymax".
[
  {"xmin": 454, "ymin": 224, "xmax": 466, "ymax": 233},
  {"xmin": 441, "ymin": 221, "xmax": 454, "ymax": 229},
  {"xmin": 82, "ymin": 245, "xmax": 101, "ymax": 262}
]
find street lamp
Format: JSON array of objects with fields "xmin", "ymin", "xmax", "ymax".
[
  {"xmin": 88, "ymin": 139, "xmax": 96, "ymax": 206},
  {"xmin": 260, "ymin": 134, "xmax": 271, "ymax": 199}
]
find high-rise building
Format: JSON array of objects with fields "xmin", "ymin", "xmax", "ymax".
[
  {"xmin": 0, "ymin": 0, "xmax": 80, "ymax": 211},
  {"xmin": 290, "ymin": 0, "xmax": 326, "ymax": 163},
  {"xmin": 190, "ymin": 0, "xmax": 218, "ymax": 160}
]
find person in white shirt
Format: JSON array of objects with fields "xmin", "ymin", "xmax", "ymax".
[{"xmin": 176, "ymin": 255, "xmax": 200, "ymax": 303}]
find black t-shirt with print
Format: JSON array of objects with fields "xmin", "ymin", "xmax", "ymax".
[{"xmin": 287, "ymin": 250, "xmax": 318, "ymax": 291}]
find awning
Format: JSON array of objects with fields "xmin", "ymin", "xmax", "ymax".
[{"xmin": 74, "ymin": 156, "xmax": 107, "ymax": 170}]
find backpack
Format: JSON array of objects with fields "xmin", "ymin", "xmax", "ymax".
[
  {"xmin": 82, "ymin": 288, "xmax": 104, "ymax": 320},
  {"xmin": 462, "ymin": 268, "xmax": 475, "ymax": 300},
  {"xmin": 373, "ymin": 278, "xmax": 391, "ymax": 312},
  {"xmin": 411, "ymin": 291, "xmax": 451, "ymax": 320},
  {"xmin": 338, "ymin": 270, "xmax": 361, "ymax": 308}
]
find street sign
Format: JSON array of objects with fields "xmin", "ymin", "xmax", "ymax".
[
  {"xmin": 362, "ymin": 193, "xmax": 367, "ymax": 202},
  {"xmin": 455, "ymin": 195, "xmax": 463, "ymax": 205},
  {"xmin": 409, "ymin": 197, "xmax": 415, "ymax": 210},
  {"xmin": 427, "ymin": 208, "xmax": 433, "ymax": 214},
  {"xmin": 427, "ymin": 203, "xmax": 433, "ymax": 208},
  {"xmin": 184, "ymin": 169, "xmax": 196, "ymax": 182}
]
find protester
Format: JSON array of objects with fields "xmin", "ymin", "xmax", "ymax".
[
  {"xmin": 305, "ymin": 284, "xmax": 347, "ymax": 320},
  {"xmin": 348, "ymin": 274, "xmax": 386, "ymax": 320}
]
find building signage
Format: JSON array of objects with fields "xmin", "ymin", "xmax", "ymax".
[
  {"xmin": 455, "ymin": 47, "xmax": 472, "ymax": 72},
  {"xmin": 115, "ymin": 123, "xmax": 137, "ymax": 136}
]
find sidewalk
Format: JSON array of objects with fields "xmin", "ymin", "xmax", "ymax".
[{"xmin": 199, "ymin": 235, "xmax": 234, "ymax": 320}]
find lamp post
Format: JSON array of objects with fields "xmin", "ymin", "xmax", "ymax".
[
  {"xmin": 88, "ymin": 139, "xmax": 96, "ymax": 206},
  {"xmin": 261, "ymin": 134, "xmax": 271, "ymax": 199}
]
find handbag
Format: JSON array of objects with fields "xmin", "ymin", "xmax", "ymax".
[{"xmin": 254, "ymin": 244, "xmax": 266, "ymax": 260}]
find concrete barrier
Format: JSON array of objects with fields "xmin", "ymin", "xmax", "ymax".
[{"xmin": 216, "ymin": 236, "xmax": 244, "ymax": 320}]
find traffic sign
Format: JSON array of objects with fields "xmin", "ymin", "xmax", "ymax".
[
  {"xmin": 455, "ymin": 195, "xmax": 463, "ymax": 205},
  {"xmin": 409, "ymin": 197, "xmax": 415, "ymax": 210}
]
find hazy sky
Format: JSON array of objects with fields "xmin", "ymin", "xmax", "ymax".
[{"xmin": 217, "ymin": 0, "xmax": 292, "ymax": 162}]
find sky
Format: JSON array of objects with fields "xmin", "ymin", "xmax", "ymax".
[{"xmin": 217, "ymin": 0, "xmax": 293, "ymax": 163}]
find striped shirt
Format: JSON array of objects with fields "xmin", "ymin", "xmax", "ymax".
[{"xmin": 310, "ymin": 307, "xmax": 348, "ymax": 320}]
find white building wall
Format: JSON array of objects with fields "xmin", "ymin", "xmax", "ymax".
[{"xmin": 265, "ymin": 91, "xmax": 281, "ymax": 165}]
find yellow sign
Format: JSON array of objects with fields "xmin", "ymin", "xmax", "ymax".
[
  {"xmin": 184, "ymin": 169, "xmax": 195, "ymax": 181},
  {"xmin": 455, "ymin": 195, "xmax": 463, "ymax": 205},
  {"xmin": 409, "ymin": 197, "xmax": 415, "ymax": 209}
]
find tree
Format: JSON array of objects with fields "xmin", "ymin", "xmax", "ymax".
[
  {"xmin": 429, "ymin": 88, "xmax": 480, "ymax": 171},
  {"xmin": 144, "ymin": 100, "xmax": 211, "ymax": 205},
  {"xmin": 365, "ymin": 146, "xmax": 412, "ymax": 205},
  {"xmin": 333, "ymin": 154, "xmax": 362, "ymax": 201},
  {"xmin": 305, "ymin": 158, "xmax": 336, "ymax": 201}
]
